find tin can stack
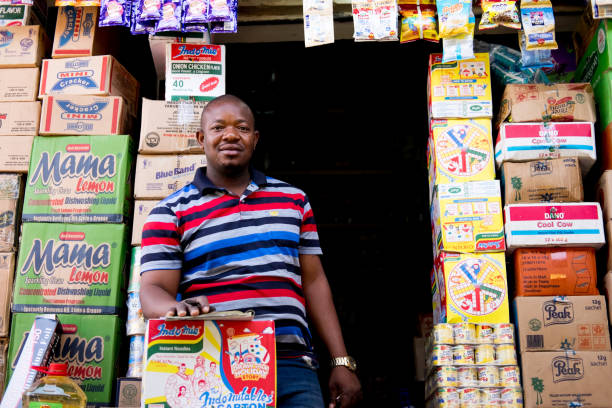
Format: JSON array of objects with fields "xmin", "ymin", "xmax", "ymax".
[{"xmin": 126, "ymin": 247, "xmax": 145, "ymax": 378}]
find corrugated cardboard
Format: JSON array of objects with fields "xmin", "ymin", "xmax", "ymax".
[
  {"xmin": 502, "ymin": 157, "xmax": 583, "ymax": 205},
  {"xmin": 504, "ymin": 203, "xmax": 606, "ymax": 252},
  {"xmin": 0, "ymin": 252, "xmax": 14, "ymax": 336},
  {"xmin": 0, "ymin": 101, "xmax": 40, "ymax": 135},
  {"xmin": 606, "ymin": 220, "xmax": 612, "ymax": 272},
  {"xmin": 604, "ymin": 272, "xmax": 612, "ymax": 325},
  {"xmin": 0, "ymin": 174, "xmax": 21, "ymax": 252},
  {"xmin": 514, "ymin": 296, "xmax": 610, "ymax": 352},
  {"xmin": 0, "ymin": 68, "xmax": 39, "ymax": 101},
  {"xmin": 598, "ymin": 171, "xmax": 612, "ymax": 221},
  {"xmin": 603, "ymin": 123, "xmax": 612, "ymax": 170},
  {"xmin": 39, "ymin": 55, "xmax": 140, "ymax": 117},
  {"xmin": 514, "ymin": 248, "xmax": 598, "ymax": 297},
  {"xmin": 0, "ymin": 25, "xmax": 44, "ymax": 68},
  {"xmin": 116, "ymin": 378, "xmax": 141, "ymax": 408},
  {"xmin": 132, "ymin": 200, "xmax": 157, "ymax": 246},
  {"xmin": 0, "ymin": 5, "xmax": 32, "ymax": 26},
  {"xmin": 39, "ymin": 95, "xmax": 126, "ymax": 135},
  {"xmin": 0, "ymin": 135, "xmax": 33, "ymax": 173},
  {"xmin": 496, "ymin": 83, "xmax": 597, "ymax": 127},
  {"xmin": 52, "ymin": 7, "xmax": 116, "ymax": 59},
  {"xmin": 521, "ymin": 351, "xmax": 612, "ymax": 408},
  {"xmin": 0, "ymin": 338, "xmax": 7, "ymax": 394},
  {"xmin": 134, "ymin": 154, "xmax": 207, "ymax": 199},
  {"xmin": 139, "ymin": 98, "xmax": 206, "ymax": 154}
]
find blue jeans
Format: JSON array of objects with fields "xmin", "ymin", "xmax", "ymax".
[{"xmin": 277, "ymin": 358, "xmax": 325, "ymax": 408}]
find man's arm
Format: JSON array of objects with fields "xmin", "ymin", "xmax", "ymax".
[{"xmin": 300, "ymin": 254, "xmax": 362, "ymax": 408}]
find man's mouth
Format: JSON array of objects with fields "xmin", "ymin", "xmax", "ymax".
[{"xmin": 219, "ymin": 145, "xmax": 243, "ymax": 155}]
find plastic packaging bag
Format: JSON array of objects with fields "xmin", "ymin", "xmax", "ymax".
[
  {"xmin": 183, "ymin": 0, "xmax": 208, "ymax": 23},
  {"xmin": 211, "ymin": 10, "xmax": 237, "ymax": 32},
  {"xmin": 436, "ymin": 0, "xmax": 471, "ymax": 38},
  {"xmin": 99, "ymin": 0, "xmax": 130, "ymax": 26},
  {"xmin": 131, "ymin": 1, "xmax": 156, "ymax": 34},
  {"xmin": 373, "ymin": 0, "xmax": 398, "ymax": 40},
  {"xmin": 304, "ymin": 0, "xmax": 334, "ymax": 46},
  {"xmin": 520, "ymin": 0, "xmax": 558, "ymax": 50},
  {"xmin": 207, "ymin": 0, "xmax": 232, "ymax": 21},
  {"xmin": 479, "ymin": 0, "xmax": 520, "ymax": 30},
  {"xmin": 155, "ymin": 0, "xmax": 182, "ymax": 31},
  {"xmin": 442, "ymin": 10, "xmax": 475, "ymax": 62},
  {"xmin": 519, "ymin": 31, "xmax": 554, "ymax": 69},
  {"xmin": 399, "ymin": 4, "xmax": 438, "ymax": 43},
  {"xmin": 138, "ymin": 0, "xmax": 163, "ymax": 22}
]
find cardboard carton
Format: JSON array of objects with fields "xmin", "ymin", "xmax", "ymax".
[
  {"xmin": 0, "ymin": 314, "xmax": 61, "ymax": 408},
  {"xmin": 116, "ymin": 378, "xmax": 141, "ymax": 407},
  {"xmin": 604, "ymin": 272, "xmax": 612, "ymax": 325},
  {"xmin": 431, "ymin": 180, "xmax": 505, "ymax": 253},
  {"xmin": 0, "ymin": 5, "xmax": 33, "ymax": 26},
  {"xmin": 521, "ymin": 351, "xmax": 612, "ymax": 408},
  {"xmin": 496, "ymin": 83, "xmax": 597, "ymax": 127},
  {"xmin": 0, "ymin": 136, "xmax": 33, "ymax": 173},
  {"xmin": 0, "ymin": 339, "xmax": 7, "ymax": 394},
  {"xmin": 132, "ymin": 200, "xmax": 157, "ymax": 246},
  {"xmin": 7, "ymin": 313, "xmax": 120, "ymax": 405},
  {"xmin": 495, "ymin": 122, "xmax": 596, "ymax": 174},
  {"xmin": 134, "ymin": 154, "xmax": 206, "ymax": 199},
  {"xmin": 0, "ymin": 25, "xmax": 44, "ymax": 68},
  {"xmin": 502, "ymin": 157, "xmax": 583, "ymax": 205},
  {"xmin": 12, "ymin": 222, "xmax": 128, "ymax": 314},
  {"xmin": 603, "ymin": 122, "xmax": 612, "ymax": 170},
  {"xmin": 39, "ymin": 55, "xmax": 140, "ymax": 117},
  {"xmin": 139, "ymin": 98, "xmax": 206, "ymax": 154},
  {"xmin": 165, "ymin": 43, "xmax": 225, "ymax": 102},
  {"xmin": 0, "ymin": 252, "xmax": 14, "ymax": 336},
  {"xmin": 52, "ymin": 7, "xmax": 112, "ymax": 58},
  {"xmin": 427, "ymin": 118, "xmax": 495, "ymax": 200},
  {"xmin": 427, "ymin": 53, "xmax": 493, "ymax": 119},
  {"xmin": 0, "ymin": 101, "xmax": 40, "ymax": 135},
  {"xmin": 515, "ymin": 296, "xmax": 610, "ymax": 352},
  {"xmin": 22, "ymin": 135, "xmax": 133, "ymax": 223},
  {"xmin": 606, "ymin": 220, "xmax": 612, "ymax": 272},
  {"xmin": 432, "ymin": 251, "xmax": 509, "ymax": 323},
  {"xmin": 0, "ymin": 68, "xmax": 38, "ymax": 101},
  {"xmin": 39, "ymin": 95, "xmax": 127, "ymax": 136},
  {"xmin": 514, "ymin": 248, "xmax": 598, "ymax": 297},
  {"xmin": 504, "ymin": 203, "xmax": 606, "ymax": 252},
  {"xmin": 575, "ymin": 19, "xmax": 612, "ymax": 91},
  {"xmin": 0, "ymin": 174, "xmax": 21, "ymax": 252},
  {"xmin": 598, "ymin": 171, "xmax": 612, "ymax": 221}
]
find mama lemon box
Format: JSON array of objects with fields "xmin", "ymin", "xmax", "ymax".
[{"xmin": 12, "ymin": 222, "xmax": 127, "ymax": 314}]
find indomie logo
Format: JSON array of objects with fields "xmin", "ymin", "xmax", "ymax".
[
  {"xmin": 57, "ymin": 100, "xmax": 108, "ymax": 121},
  {"xmin": 29, "ymin": 151, "xmax": 116, "ymax": 186},
  {"xmin": 174, "ymin": 44, "xmax": 218, "ymax": 58},
  {"xmin": 552, "ymin": 356, "xmax": 584, "ymax": 383},
  {"xmin": 151, "ymin": 323, "xmax": 201, "ymax": 339},
  {"xmin": 20, "ymin": 239, "xmax": 111, "ymax": 276},
  {"xmin": 543, "ymin": 300, "xmax": 574, "ymax": 326}
]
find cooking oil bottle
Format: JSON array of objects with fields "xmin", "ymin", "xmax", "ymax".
[{"xmin": 22, "ymin": 363, "xmax": 87, "ymax": 408}]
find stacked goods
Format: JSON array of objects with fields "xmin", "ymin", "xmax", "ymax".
[
  {"xmin": 125, "ymin": 247, "xmax": 144, "ymax": 379},
  {"xmin": 52, "ymin": 7, "xmax": 116, "ymax": 58}
]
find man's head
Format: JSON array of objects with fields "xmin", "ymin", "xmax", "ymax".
[{"xmin": 198, "ymin": 95, "xmax": 259, "ymax": 175}]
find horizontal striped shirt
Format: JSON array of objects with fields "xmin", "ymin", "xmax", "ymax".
[{"xmin": 140, "ymin": 167, "xmax": 322, "ymax": 359}]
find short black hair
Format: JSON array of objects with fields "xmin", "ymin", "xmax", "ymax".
[{"xmin": 201, "ymin": 94, "xmax": 256, "ymax": 129}]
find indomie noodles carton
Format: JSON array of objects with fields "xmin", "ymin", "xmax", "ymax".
[
  {"xmin": 12, "ymin": 222, "xmax": 127, "ymax": 314},
  {"xmin": 143, "ymin": 318, "xmax": 276, "ymax": 408}
]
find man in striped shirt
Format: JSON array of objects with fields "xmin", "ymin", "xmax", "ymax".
[{"xmin": 140, "ymin": 95, "xmax": 361, "ymax": 407}]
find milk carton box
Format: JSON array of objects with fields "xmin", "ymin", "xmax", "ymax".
[
  {"xmin": 7, "ymin": 313, "xmax": 120, "ymax": 405},
  {"xmin": 12, "ymin": 222, "xmax": 127, "ymax": 314},
  {"xmin": 0, "ymin": 25, "xmax": 45, "ymax": 68},
  {"xmin": 134, "ymin": 154, "xmax": 206, "ymax": 199},
  {"xmin": 0, "ymin": 174, "xmax": 22, "ymax": 252},
  {"xmin": 22, "ymin": 135, "xmax": 132, "ymax": 223},
  {"xmin": 0, "ymin": 101, "xmax": 40, "ymax": 135},
  {"xmin": 0, "ymin": 68, "xmax": 39, "ymax": 101},
  {"xmin": 0, "ymin": 136, "xmax": 34, "ymax": 173},
  {"xmin": 504, "ymin": 203, "xmax": 606, "ymax": 252}
]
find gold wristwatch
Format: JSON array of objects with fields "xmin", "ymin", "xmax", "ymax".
[{"xmin": 330, "ymin": 356, "xmax": 357, "ymax": 372}]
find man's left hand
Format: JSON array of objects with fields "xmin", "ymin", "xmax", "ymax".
[{"xmin": 328, "ymin": 366, "xmax": 362, "ymax": 408}]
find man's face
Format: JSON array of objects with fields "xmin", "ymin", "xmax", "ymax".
[{"xmin": 198, "ymin": 100, "xmax": 259, "ymax": 173}]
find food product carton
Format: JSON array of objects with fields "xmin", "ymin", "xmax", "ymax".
[
  {"xmin": 7, "ymin": 313, "xmax": 120, "ymax": 405},
  {"xmin": 0, "ymin": 101, "xmax": 40, "ymax": 135},
  {"xmin": 134, "ymin": 154, "xmax": 206, "ymax": 199},
  {"xmin": 504, "ymin": 203, "xmax": 606, "ymax": 252},
  {"xmin": 431, "ymin": 180, "xmax": 505, "ymax": 253},
  {"xmin": 0, "ymin": 68, "xmax": 39, "ymax": 101},
  {"xmin": 0, "ymin": 136, "xmax": 34, "ymax": 173},
  {"xmin": 115, "ymin": 377, "xmax": 141, "ymax": 407},
  {"xmin": 12, "ymin": 222, "xmax": 128, "ymax": 314},
  {"xmin": 432, "ymin": 252, "xmax": 509, "ymax": 323},
  {"xmin": 495, "ymin": 122, "xmax": 596, "ymax": 174},
  {"xmin": 574, "ymin": 5, "xmax": 597, "ymax": 62},
  {"xmin": 0, "ymin": 252, "xmax": 14, "ymax": 336},
  {"xmin": 0, "ymin": 174, "xmax": 22, "ymax": 252},
  {"xmin": 0, "ymin": 25, "xmax": 44, "ymax": 68},
  {"xmin": 521, "ymin": 351, "xmax": 612, "ymax": 408},
  {"xmin": 52, "ymin": 7, "xmax": 113, "ymax": 58},
  {"xmin": 39, "ymin": 95, "xmax": 127, "ymax": 135},
  {"xmin": 22, "ymin": 135, "xmax": 132, "ymax": 223},
  {"xmin": 143, "ymin": 317, "xmax": 276, "ymax": 408},
  {"xmin": 575, "ymin": 19, "xmax": 612, "ymax": 92},
  {"xmin": 0, "ymin": 339, "xmax": 7, "ymax": 394},
  {"xmin": 514, "ymin": 296, "xmax": 610, "ymax": 352},
  {"xmin": 496, "ymin": 83, "xmax": 597, "ymax": 127},
  {"xmin": 165, "ymin": 43, "xmax": 225, "ymax": 102},
  {"xmin": 0, "ymin": 5, "xmax": 33, "ymax": 26},
  {"xmin": 139, "ymin": 98, "xmax": 206, "ymax": 154},
  {"xmin": 427, "ymin": 118, "xmax": 495, "ymax": 199},
  {"xmin": 427, "ymin": 53, "xmax": 493, "ymax": 119},
  {"xmin": 604, "ymin": 272, "xmax": 612, "ymax": 325},
  {"xmin": 514, "ymin": 248, "xmax": 598, "ymax": 297},
  {"xmin": 132, "ymin": 200, "xmax": 157, "ymax": 246},
  {"xmin": 0, "ymin": 314, "xmax": 61, "ymax": 408},
  {"xmin": 597, "ymin": 171, "xmax": 612, "ymax": 221},
  {"xmin": 39, "ymin": 55, "xmax": 140, "ymax": 117},
  {"xmin": 502, "ymin": 157, "xmax": 583, "ymax": 205},
  {"xmin": 606, "ymin": 221, "xmax": 612, "ymax": 272}
]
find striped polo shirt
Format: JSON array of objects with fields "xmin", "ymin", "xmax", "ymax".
[{"xmin": 140, "ymin": 167, "xmax": 322, "ymax": 359}]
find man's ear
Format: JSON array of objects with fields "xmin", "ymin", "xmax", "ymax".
[
  {"xmin": 253, "ymin": 130, "xmax": 260, "ymax": 150},
  {"xmin": 196, "ymin": 130, "xmax": 205, "ymax": 147}
]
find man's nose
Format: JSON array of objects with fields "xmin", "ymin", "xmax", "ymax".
[{"xmin": 222, "ymin": 127, "xmax": 240, "ymax": 140}]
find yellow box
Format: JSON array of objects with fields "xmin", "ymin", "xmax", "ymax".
[
  {"xmin": 433, "ymin": 252, "xmax": 510, "ymax": 323},
  {"xmin": 428, "ymin": 53, "xmax": 493, "ymax": 119},
  {"xmin": 431, "ymin": 180, "xmax": 505, "ymax": 253},
  {"xmin": 428, "ymin": 118, "xmax": 495, "ymax": 199}
]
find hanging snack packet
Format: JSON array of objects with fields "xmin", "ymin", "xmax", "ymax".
[
  {"xmin": 442, "ymin": 11, "xmax": 475, "ymax": 62},
  {"xmin": 520, "ymin": 0, "xmax": 558, "ymax": 50},
  {"xmin": 519, "ymin": 31, "xmax": 553, "ymax": 69},
  {"xmin": 479, "ymin": 0, "xmax": 520, "ymax": 30},
  {"xmin": 304, "ymin": 0, "xmax": 334, "ymax": 46},
  {"xmin": 156, "ymin": 0, "xmax": 182, "ymax": 31},
  {"xmin": 138, "ymin": 0, "xmax": 163, "ymax": 22},
  {"xmin": 399, "ymin": 4, "xmax": 438, "ymax": 43},
  {"xmin": 436, "ymin": 0, "xmax": 471, "ymax": 38},
  {"xmin": 207, "ymin": 0, "xmax": 232, "ymax": 21},
  {"xmin": 211, "ymin": 10, "xmax": 237, "ymax": 32},
  {"xmin": 132, "ymin": 2, "xmax": 156, "ymax": 34},
  {"xmin": 373, "ymin": 0, "xmax": 398, "ymax": 40},
  {"xmin": 100, "ymin": 0, "xmax": 130, "ymax": 26},
  {"xmin": 352, "ymin": 0, "xmax": 375, "ymax": 41},
  {"xmin": 183, "ymin": 0, "xmax": 208, "ymax": 23}
]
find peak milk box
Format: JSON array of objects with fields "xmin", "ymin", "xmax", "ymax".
[{"xmin": 12, "ymin": 222, "xmax": 127, "ymax": 314}]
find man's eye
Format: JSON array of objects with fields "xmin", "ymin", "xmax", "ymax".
[
  {"xmin": 239, "ymin": 127, "xmax": 249, "ymax": 132},
  {"xmin": 213, "ymin": 126, "xmax": 224, "ymax": 131}
]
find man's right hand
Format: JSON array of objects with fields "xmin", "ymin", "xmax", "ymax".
[{"xmin": 166, "ymin": 296, "xmax": 215, "ymax": 317}]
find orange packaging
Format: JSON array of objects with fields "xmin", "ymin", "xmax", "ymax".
[{"xmin": 514, "ymin": 248, "xmax": 598, "ymax": 296}]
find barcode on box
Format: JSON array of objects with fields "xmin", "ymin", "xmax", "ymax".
[{"xmin": 527, "ymin": 335, "xmax": 544, "ymax": 349}]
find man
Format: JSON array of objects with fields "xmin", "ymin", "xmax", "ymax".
[{"xmin": 140, "ymin": 94, "xmax": 362, "ymax": 407}]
